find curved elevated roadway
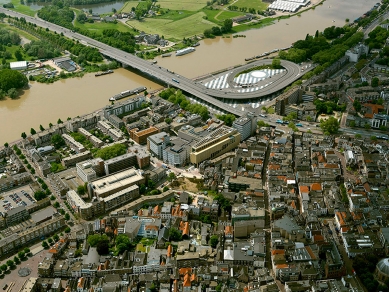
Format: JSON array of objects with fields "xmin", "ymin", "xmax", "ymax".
[{"xmin": 1, "ymin": 8, "xmax": 306, "ymax": 114}]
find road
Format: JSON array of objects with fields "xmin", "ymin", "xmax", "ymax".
[{"xmin": 0, "ymin": 8, "xmax": 307, "ymax": 116}]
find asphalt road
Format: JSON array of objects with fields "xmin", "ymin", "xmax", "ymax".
[{"xmin": 0, "ymin": 8, "xmax": 306, "ymax": 116}]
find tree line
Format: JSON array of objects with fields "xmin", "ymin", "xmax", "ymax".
[{"xmin": 203, "ymin": 18, "xmax": 233, "ymax": 38}]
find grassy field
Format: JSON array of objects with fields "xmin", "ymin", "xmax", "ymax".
[
  {"xmin": 74, "ymin": 19, "xmax": 135, "ymax": 34},
  {"xmin": 7, "ymin": 0, "xmax": 37, "ymax": 16},
  {"xmin": 0, "ymin": 23, "xmax": 39, "ymax": 41},
  {"xmin": 127, "ymin": 11, "xmax": 215, "ymax": 40},
  {"xmin": 202, "ymin": 8, "xmax": 244, "ymax": 24},
  {"xmin": 156, "ymin": 0, "xmax": 208, "ymax": 11},
  {"xmin": 120, "ymin": 1, "xmax": 137, "ymax": 13},
  {"xmin": 233, "ymin": 0, "xmax": 268, "ymax": 10}
]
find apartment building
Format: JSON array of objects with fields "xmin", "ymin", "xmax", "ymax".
[
  {"xmin": 62, "ymin": 134, "xmax": 86, "ymax": 153},
  {"xmin": 62, "ymin": 151, "xmax": 92, "ymax": 168},
  {"xmin": 66, "ymin": 113, "xmax": 100, "ymax": 132},
  {"xmin": 102, "ymin": 185, "xmax": 140, "ymax": 211},
  {"xmin": 78, "ymin": 128, "xmax": 104, "ymax": 148},
  {"xmin": 29, "ymin": 124, "xmax": 67, "ymax": 147},
  {"xmin": 77, "ymin": 161, "xmax": 97, "ymax": 183},
  {"xmin": 130, "ymin": 127, "xmax": 159, "ymax": 145},
  {"xmin": 104, "ymin": 153, "xmax": 137, "ymax": 175},
  {"xmin": 103, "ymin": 96, "xmax": 145, "ymax": 119},
  {"xmin": 0, "ymin": 215, "xmax": 65, "ymax": 256},
  {"xmin": 190, "ymin": 126, "xmax": 241, "ymax": 165}
]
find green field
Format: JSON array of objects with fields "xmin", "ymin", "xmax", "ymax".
[
  {"xmin": 156, "ymin": 0, "xmax": 208, "ymax": 11},
  {"xmin": 74, "ymin": 19, "xmax": 134, "ymax": 34},
  {"xmin": 7, "ymin": 0, "xmax": 37, "ymax": 16},
  {"xmin": 233, "ymin": 0, "xmax": 268, "ymax": 10},
  {"xmin": 120, "ymin": 1, "xmax": 137, "ymax": 13},
  {"xmin": 0, "ymin": 23, "xmax": 39, "ymax": 41},
  {"xmin": 127, "ymin": 11, "xmax": 215, "ymax": 40},
  {"xmin": 202, "ymin": 8, "xmax": 244, "ymax": 24}
]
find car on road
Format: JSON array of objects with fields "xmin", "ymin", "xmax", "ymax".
[
  {"xmin": 259, "ymin": 114, "xmax": 267, "ymax": 118},
  {"xmin": 276, "ymin": 119, "xmax": 283, "ymax": 124},
  {"xmin": 296, "ymin": 123, "xmax": 303, "ymax": 127}
]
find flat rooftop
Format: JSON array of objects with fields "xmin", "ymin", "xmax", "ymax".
[{"xmin": 89, "ymin": 168, "xmax": 143, "ymax": 197}]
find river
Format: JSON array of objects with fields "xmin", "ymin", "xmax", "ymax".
[
  {"xmin": 0, "ymin": 69, "xmax": 161, "ymax": 144},
  {"xmin": 0, "ymin": 0, "xmax": 379, "ymax": 144},
  {"xmin": 156, "ymin": 0, "xmax": 378, "ymax": 78}
]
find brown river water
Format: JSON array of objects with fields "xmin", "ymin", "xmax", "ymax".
[{"xmin": 0, "ymin": 0, "xmax": 378, "ymax": 144}]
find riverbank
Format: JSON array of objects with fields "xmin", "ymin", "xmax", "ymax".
[{"xmin": 0, "ymin": 68, "xmax": 161, "ymax": 145}]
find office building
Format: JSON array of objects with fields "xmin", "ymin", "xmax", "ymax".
[
  {"xmin": 87, "ymin": 167, "xmax": 145, "ymax": 198},
  {"xmin": 162, "ymin": 137, "xmax": 192, "ymax": 167},
  {"xmin": 102, "ymin": 185, "xmax": 139, "ymax": 211},
  {"xmin": 232, "ymin": 112, "xmax": 257, "ymax": 141},
  {"xmin": 104, "ymin": 153, "xmax": 137, "ymax": 175},
  {"xmin": 67, "ymin": 190, "xmax": 104, "ymax": 219},
  {"xmin": 77, "ymin": 161, "xmax": 97, "ymax": 183},
  {"xmin": 147, "ymin": 132, "xmax": 170, "ymax": 159},
  {"xmin": 190, "ymin": 126, "xmax": 241, "ymax": 165}
]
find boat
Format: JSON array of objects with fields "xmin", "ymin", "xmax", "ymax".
[
  {"xmin": 109, "ymin": 86, "xmax": 147, "ymax": 101},
  {"xmin": 176, "ymin": 47, "xmax": 196, "ymax": 56},
  {"xmin": 95, "ymin": 70, "xmax": 113, "ymax": 77},
  {"xmin": 162, "ymin": 53, "xmax": 172, "ymax": 58},
  {"xmin": 152, "ymin": 60, "xmax": 157, "ymax": 64},
  {"xmin": 192, "ymin": 42, "xmax": 200, "ymax": 47}
]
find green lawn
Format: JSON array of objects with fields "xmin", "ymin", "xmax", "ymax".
[
  {"xmin": 156, "ymin": 0, "xmax": 208, "ymax": 11},
  {"xmin": 233, "ymin": 0, "xmax": 268, "ymax": 11},
  {"xmin": 156, "ymin": 10, "xmax": 197, "ymax": 21},
  {"xmin": 7, "ymin": 0, "xmax": 37, "ymax": 16},
  {"xmin": 127, "ymin": 11, "xmax": 215, "ymax": 40}
]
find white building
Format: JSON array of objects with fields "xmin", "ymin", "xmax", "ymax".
[
  {"xmin": 162, "ymin": 138, "xmax": 191, "ymax": 167},
  {"xmin": 10, "ymin": 61, "xmax": 27, "ymax": 70},
  {"xmin": 76, "ymin": 160, "xmax": 97, "ymax": 183},
  {"xmin": 147, "ymin": 132, "xmax": 170, "ymax": 159},
  {"xmin": 232, "ymin": 112, "xmax": 256, "ymax": 141},
  {"xmin": 345, "ymin": 43, "xmax": 369, "ymax": 63}
]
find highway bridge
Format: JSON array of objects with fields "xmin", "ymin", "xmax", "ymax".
[{"xmin": 1, "ymin": 8, "xmax": 307, "ymax": 116}]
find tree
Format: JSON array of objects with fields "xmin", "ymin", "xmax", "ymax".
[
  {"xmin": 48, "ymin": 238, "xmax": 53, "ymax": 244},
  {"xmin": 30, "ymin": 128, "xmax": 36, "ymax": 135},
  {"xmin": 65, "ymin": 227, "xmax": 71, "ymax": 233},
  {"xmin": 272, "ymin": 58, "xmax": 282, "ymax": 69},
  {"xmin": 96, "ymin": 240, "xmax": 109, "ymax": 255},
  {"xmin": 34, "ymin": 190, "xmax": 47, "ymax": 201},
  {"xmin": 168, "ymin": 172, "xmax": 176, "ymax": 182},
  {"xmin": 6, "ymin": 260, "xmax": 14, "ymax": 268},
  {"xmin": 0, "ymin": 264, "xmax": 7, "ymax": 272},
  {"xmin": 3, "ymin": 142, "xmax": 8, "ymax": 148},
  {"xmin": 95, "ymin": 144, "xmax": 127, "ymax": 160},
  {"xmin": 140, "ymin": 184, "xmax": 146, "ymax": 194},
  {"xmin": 169, "ymin": 227, "xmax": 182, "ymax": 241},
  {"xmin": 51, "ymin": 134, "xmax": 65, "ymax": 149},
  {"xmin": 165, "ymin": 117, "xmax": 172, "ymax": 124},
  {"xmin": 23, "ymin": 247, "xmax": 30, "ymax": 254},
  {"xmin": 57, "ymin": 118, "xmax": 63, "ymax": 124},
  {"xmin": 77, "ymin": 185, "xmax": 86, "ymax": 195},
  {"xmin": 88, "ymin": 234, "xmax": 109, "ymax": 247},
  {"xmin": 14, "ymin": 256, "xmax": 20, "ymax": 264},
  {"xmin": 163, "ymin": 186, "xmax": 169, "ymax": 192},
  {"xmin": 18, "ymin": 251, "xmax": 25, "ymax": 259},
  {"xmin": 0, "ymin": 69, "xmax": 28, "ymax": 92},
  {"xmin": 39, "ymin": 124, "xmax": 45, "ymax": 131},
  {"xmin": 42, "ymin": 241, "xmax": 48, "ymax": 248},
  {"xmin": 209, "ymin": 235, "xmax": 219, "ymax": 248},
  {"xmin": 216, "ymin": 114, "xmax": 236, "ymax": 126},
  {"xmin": 147, "ymin": 179, "xmax": 155, "ymax": 189},
  {"xmin": 53, "ymin": 202, "xmax": 60, "ymax": 208},
  {"xmin": 65, "ymin": 213, "xmax": 70, "ymax": 220},
  {"xmin": 53, "ymin": 234, "xmax": 59, "ymax": 241},
  {"xmin": 364, "ymin": 123, "xmax": 371, "ymax": 129},
  {"xmin": 8, "ymin": 88, "xmax": 18, "ymax": 99},
  {"xmin": 320, "ymin": 117, "xmax": 339, "ymax": 135},
  {"xmin": 14, "ymin": 49, "xmax": 23, "ymax": 61},
  {"xmin": 222, "ymin": 18, "xmax": 233, "ymax": 32},
  {"xmin": 257, "ymin": 120, "xmax": 269, "ymax": 128},
  {"xmin": 371, "ymin": 136, "xmax": 378, "ymax": 141},
  {"xmin": 371, "ymin": 77, "xmax": 379, "ymax": 87}
]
